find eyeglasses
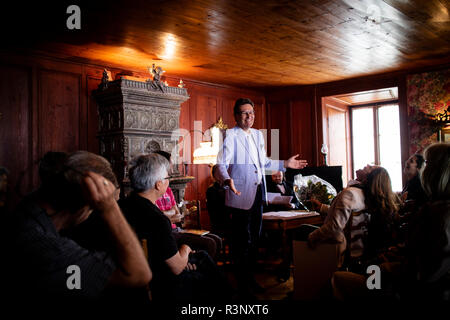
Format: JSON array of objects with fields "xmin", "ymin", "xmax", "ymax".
[
  {"xmin": 237, "ymin": 111, "xmax": 255, "ymax": 116},
  {"xmin": 163, "ymin": 176, "xmax": 171, "ymax": 180}
]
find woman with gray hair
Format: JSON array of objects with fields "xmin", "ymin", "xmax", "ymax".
[{"xmin": 120, "ymin": 153, "xmax": 231, "ymax": 301}]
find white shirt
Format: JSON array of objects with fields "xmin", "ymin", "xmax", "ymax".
[
  {"xmin": 245, "ymin": 131, "xmax": 262, "ymax": 183},
  {"xmin": 276, "ymin": 183, "xmax": 286, "ymax": 194}
]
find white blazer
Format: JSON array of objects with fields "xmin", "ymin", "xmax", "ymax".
[{"xmin": 216, "ymin": 126, "xmax": 285, "ymax": 210}]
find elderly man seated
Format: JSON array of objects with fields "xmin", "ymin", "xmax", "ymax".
[
  {"xmin": 264, "ymin": 170, "xmax": 302, "ymax": 212},
  {"xmin": 119, "ymin": 153, "xmax": 231, "ymax": 301}
]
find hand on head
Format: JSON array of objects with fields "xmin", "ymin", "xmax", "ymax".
[{"xmin": 82, "ymin": 171, "xmax": 118, "ymax": 213}]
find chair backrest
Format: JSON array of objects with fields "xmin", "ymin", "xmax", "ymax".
[
  {"xmin": 141, "ymin": 238, "xmax": 149, "ymax": 259},
  {"xmin": 343, "ymin": 210, "xmax": 369, "ymax": 265},
  {"xmin": 140, "ymin": 238, "xmax": 152, "ymax": 301},
  {"xmin": 293, "ymin": 241, "xmax": 340, "ymax": 300},
  {"xmin": 182, "ymin": 200, "xmax": 201, "ymax": 229},
  {"xmin": 206, "ymin": 184, "xmax": 231, "ymax": 238}
]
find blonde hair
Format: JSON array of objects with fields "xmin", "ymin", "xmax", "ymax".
[{"xmin": 420, "ymin": 142, "xmax": 450, "ymax": 200}]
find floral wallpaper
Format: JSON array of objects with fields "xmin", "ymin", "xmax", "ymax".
[{"xmin": 407, "ymin": 68, "xmax": 450, "ymax": 155}]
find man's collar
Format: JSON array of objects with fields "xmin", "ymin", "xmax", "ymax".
[{"xmin": 236, "ymin": 126, "xmax": 253, "ymax": 135}]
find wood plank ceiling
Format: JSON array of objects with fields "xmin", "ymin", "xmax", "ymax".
[{"xmin": 3, "ymin": 0, "xmax": 450, "ymax": 87}]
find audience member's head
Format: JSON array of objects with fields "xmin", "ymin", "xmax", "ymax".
[
  {"xmin": 363, "ymin": 166, "xmax": 400, "ymax": 254},
  {"xmin": 155, "ymin": 150, "xmax": 174, "ymax": 174},
  {"xmin": 420, "ymin": 142, "xmax": 450, "ymax": 201},
  {"xmin": 129, "ymin": 153, "xmax": 170, "ymax": 195},
  {"xmin": 404, "ymin": 153, "xmax": 425, "ymax": 180},
  {"xmin": 38, "ymin": 151, "xmax": 68, "ymax": 186},
  {"xmin": 40, "ymin": 151, "xmax": 117, "ymax": 216},
  {"xmin": 364, "ymin": 166, "xmax": 400, "ymax": 217},
  {"xmin": 271, "ymin": 171, "xmax": 284, "ymax": 185},
  {"xmin": 355, "ymin": 164, "xmax": 378, "ymax": 183},
  {"xmin": 155, "ymin": 150, "xmax": 171, "ymax": 162},
  {"xmin": 210, "ymin": 164, "xmax": 219, "ymax": 181}
]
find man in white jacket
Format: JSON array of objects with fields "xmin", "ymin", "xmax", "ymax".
[{"xmin": 216, "ymin": 98, "xmax": 307, "ymax": 294}]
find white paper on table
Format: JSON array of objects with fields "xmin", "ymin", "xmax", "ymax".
[
  {"xmin": 263, "ymin": 210, "xmax": 320, "ymax": 220},
  {"xmin": 267, "ymin": 192, "xmax": 292, "ymax": 205}
]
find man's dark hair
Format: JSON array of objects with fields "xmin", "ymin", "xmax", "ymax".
[
  {"xmin": 414, "ymin": 153, "xmax": 425, "ymax": 169},
  {"xmin": 38, "ymin": 151, "xmax": 68, "ymax": 185},
  {"xmin": 233, "ymin": 98, "xmax": 254, "ymax": 115},
  {"xmin": 38, "ymin": 151, "xmax": 117, "ymax": 213},
  {"xmin": 155, "ymin": 150, "xmax": 171, "ymax": 162}
]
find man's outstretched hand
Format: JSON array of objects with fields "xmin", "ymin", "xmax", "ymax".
[{"xmin": 285, "ymin": 154, "xmax": 308, "ymax": 169}]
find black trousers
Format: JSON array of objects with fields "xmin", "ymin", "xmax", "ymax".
[{"xmin": 227, "ymin": 185, "xmax": 263, "ymax": 285}]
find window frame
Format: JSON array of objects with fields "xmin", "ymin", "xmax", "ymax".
[{"xmin": 349, "ymin": 100, "xmax": 399, "ymax": 179}]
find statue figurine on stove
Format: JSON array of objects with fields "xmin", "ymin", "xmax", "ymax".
[{"xmin": 149, "ymin": 64, "xmax": 166, "ymax": 92}]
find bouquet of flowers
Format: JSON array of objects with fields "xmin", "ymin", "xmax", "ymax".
[{"xmin": 293, "ymin": 174, "xmax": 337, "ymax": 206}]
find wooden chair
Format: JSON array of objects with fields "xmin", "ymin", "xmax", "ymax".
[
  {"xmin": 342, "ymin": 210, "xmax": 369, "ymax": 270},
  {"xmin": 141, "ymin": 239, "xmax": 152, "ymax": 301},
  {"xmin": 293, "ymin": 241, "xmax": 340, "ymax": 300}
]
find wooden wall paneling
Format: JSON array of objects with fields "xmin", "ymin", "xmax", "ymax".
[
  {"xmin": 253, "ymin": 102, "xmax": 265, "ymax": 130},
  {"xmin": 196, "ymin": 95, "xmax": 218, "ymax": 148},
  {"xmin": 313, "ymin": 89, "xmax": 322, "ymax": 167},
  {"xmin": 85, "ymin": 67, "xmax": 105, "ymax": 154},
  {"xmin": 267, "ymin": 102, "xmax": 291, "ymax": 161},
  {"xmin": 0, "ymin": 64, "xmax": 32, "ymax": 208},
  {"xmin": 290, "ymin": 100, "xmax": 314, "ymax": 165},
  {"xmin": 266, "ymin": 102, "xmax": 272, "ymax": 160},
  {"xmin": 185, "ymin": 87, "xmax": 197, "ymax": 202},
  {"xmin": 38, "ymin": 69, "xmax": 82, "ymax": 156},
  {"xmin": 31, "ymin": 65, "xmax": 39, "ymax": 190},
  {"xmin": 220, "ymin": 97, "xmax": 237, "ymax": 129},
  {"xmin": 194, "ymin": 94, "xmax": 218, "ymax": 226},
  {"xmin": 79, "ymin": 68, "xmax": 88, "ymax": 151},
  {"xmin": 265, "ymin": 86, "xmax": 315, "ymax": 163}
]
